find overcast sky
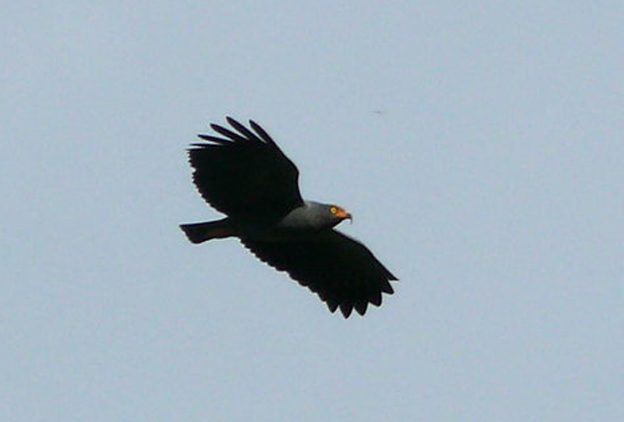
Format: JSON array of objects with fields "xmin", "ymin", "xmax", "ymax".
[{"xmin": 2, "ymin": 1, "xmax": 622, "ymax": 421}]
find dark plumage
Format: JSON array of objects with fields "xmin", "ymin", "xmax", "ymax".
[{"xmin": 181, "ymin": 117, "xmax": 397, "ymax": 317}]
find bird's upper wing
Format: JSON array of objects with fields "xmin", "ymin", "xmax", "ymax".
[
  {"xmin": 241, "ymin": 230, "xmax": 398, "ymax": 318},
  {"xmin": 188, "ymin": 117, "xmax": 304, "ymax": 221}
]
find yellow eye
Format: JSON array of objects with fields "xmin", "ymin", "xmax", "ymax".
[{"xmin": 330, "ymin": 206, "xmax": 337, "ymax": 214}]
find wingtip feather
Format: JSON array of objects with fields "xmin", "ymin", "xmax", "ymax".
[
  {"xmin": 249, "ymin": 120, "xmax": 276, "ymax": 145},
  {"xmin": 339, "ymin": 303, "xmax": 354, "ymax": 318}
]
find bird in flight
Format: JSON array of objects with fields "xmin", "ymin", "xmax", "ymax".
[{"xmin": 180, "ymin": 117, "xmax": 397, "ymax": 318}]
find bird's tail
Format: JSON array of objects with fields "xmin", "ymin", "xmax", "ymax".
[{"xmin": 179, "ymin": 218, "xmax": 234, "ymax": 244}]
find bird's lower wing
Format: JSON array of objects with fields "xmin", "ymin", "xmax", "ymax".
[{"xmin": 241, "ymin": 230, "xmax": 397, "ymax": 318}]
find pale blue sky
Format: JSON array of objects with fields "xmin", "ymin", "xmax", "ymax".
[{"xmin": 2, "ymin": 1, "xmax": 622, "ymax": 421}]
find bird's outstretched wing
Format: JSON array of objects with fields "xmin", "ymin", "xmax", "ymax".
[
  {"xmin": 241, "ymin": 230, "xmax": 397, "ymax": 317},
  {"xmin": 189, "ymin": 117, "xmax": 304, "ymax": 221}
]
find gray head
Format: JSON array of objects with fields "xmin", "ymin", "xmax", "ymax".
[
  {"xmin": 319, "ymin": 202, "xmax": 352, "ymax": 227},
  {"xmin": 280, "ymin": 201, "xmax": 352, "ymax": 231}
]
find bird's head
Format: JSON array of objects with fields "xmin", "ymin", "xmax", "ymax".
[{"xmin": 328, "ymin": 204, "xmax": 352, "ymax": 226}]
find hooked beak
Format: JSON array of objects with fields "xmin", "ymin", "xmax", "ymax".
[{"xmin": 336, "ymin": 209, "xmax": 353, "ymax": 224}]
